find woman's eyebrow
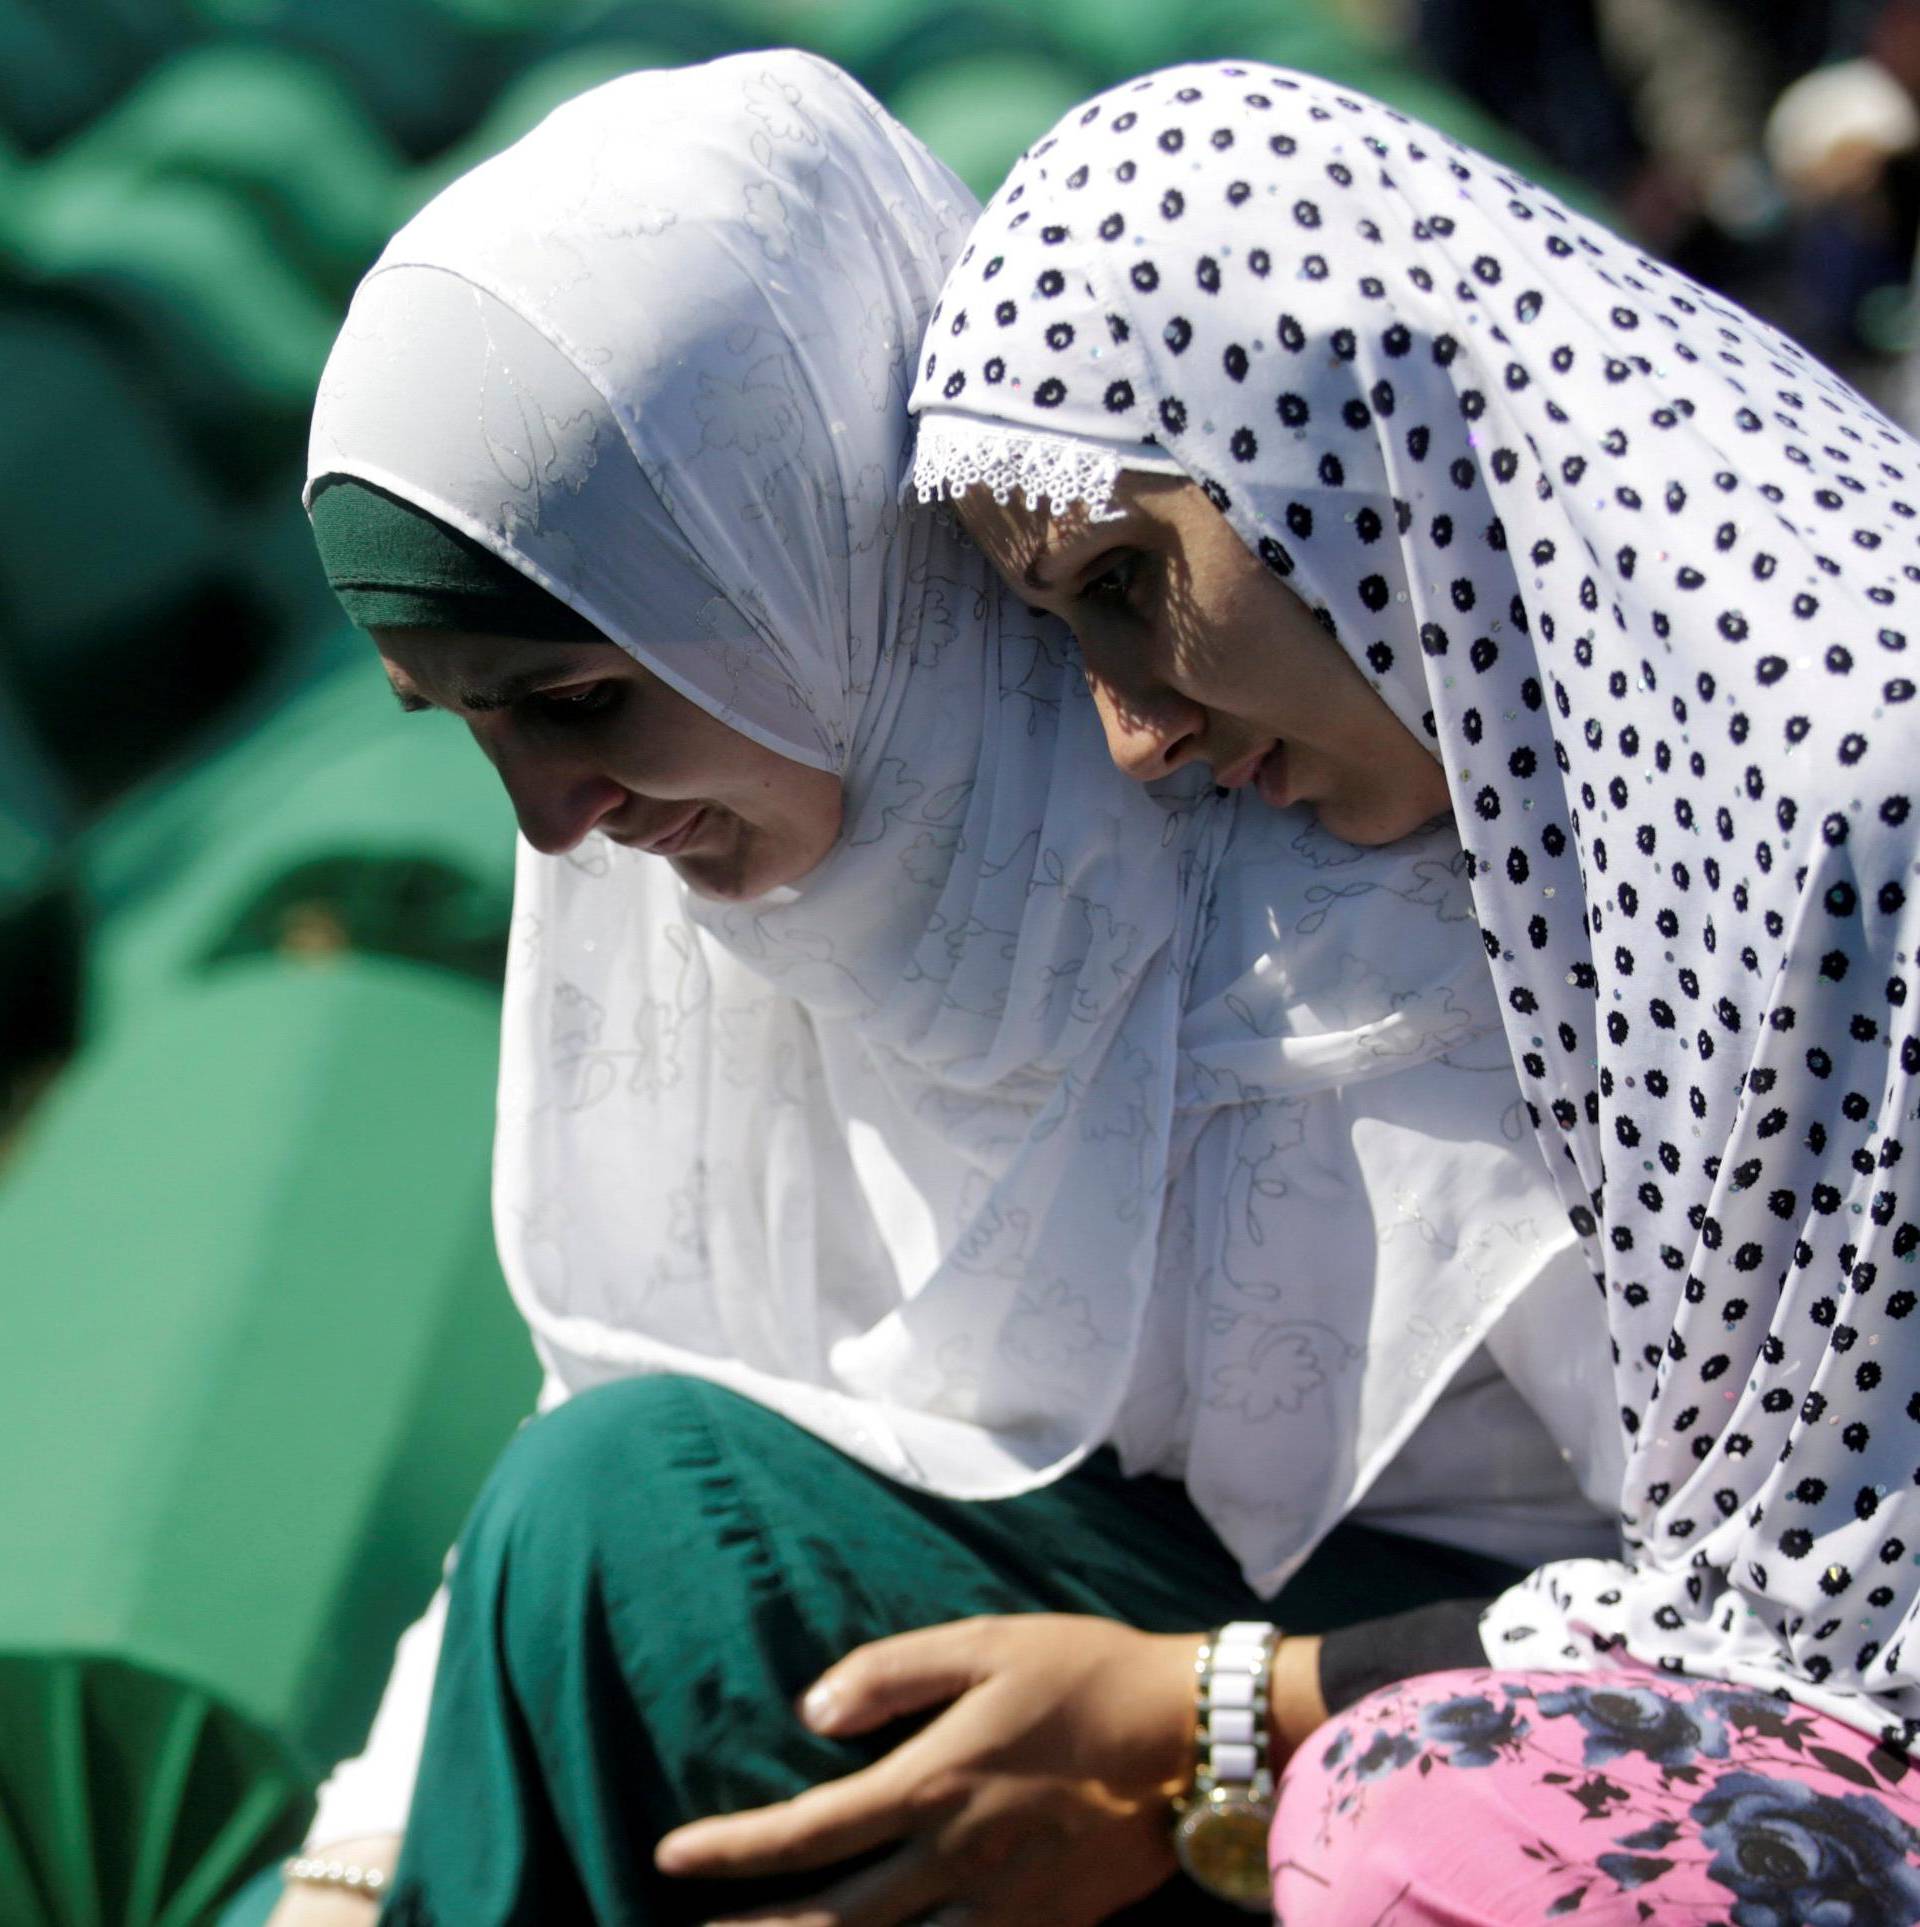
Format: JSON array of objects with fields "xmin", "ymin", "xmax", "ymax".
[
  {"xmin": 1022, "ymin": 531, "xmax": 1084, "ymax": 593},
  {"xmin": 453, "ymin": 667, "xmax": 577, "ymax": 712},
  {"xmin": 387, "ymin": 666, "xmax": 591, "ymax": 714}
]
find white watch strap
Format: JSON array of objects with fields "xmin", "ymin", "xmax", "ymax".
[{"xmin": 1195, "ymin": 1621, "xmax": 1277, "ymax": 1797}]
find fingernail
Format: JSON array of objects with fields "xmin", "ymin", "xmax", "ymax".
[{"xmin": 801, "ymin": 1680, "xmax": 840, "ymax": 1730}]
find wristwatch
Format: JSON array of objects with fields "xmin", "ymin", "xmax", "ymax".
[{"xmin": 1170, "ymin": 1620, "xmax": 1278, "ymax": 1912}]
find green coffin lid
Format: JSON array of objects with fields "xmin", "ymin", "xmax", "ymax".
[
  {"xmin": 53, "ymin": 46, "xmax": 405, "ymax": 298},
  {"xmin": 0, "ymin": 956, "xmax": 537, "ymax": 1922},
  {"xmin": 79, "ymin": 651, "xmax": 516, "ymax": 1038}
]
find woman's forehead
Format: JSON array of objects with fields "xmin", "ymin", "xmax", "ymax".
[{"xmin": 962, "ymin": 474, "xmax": 1207, "ymax": 582}]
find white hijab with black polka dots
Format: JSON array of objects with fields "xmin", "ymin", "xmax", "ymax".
[{"xmin": 912, "ymin": 61, "xmax": 1920, "ymax": 1744}]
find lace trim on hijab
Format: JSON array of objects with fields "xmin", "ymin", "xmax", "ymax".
[{"xmin": 909, "ymin": 411, "xmax": 1180, "ymax": 518}]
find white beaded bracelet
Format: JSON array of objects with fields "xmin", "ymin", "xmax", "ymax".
[{"xmin": 282, "ymin": 1854, "xmax": 389, "ymax": 1898}]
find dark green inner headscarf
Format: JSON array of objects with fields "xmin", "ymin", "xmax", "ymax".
[{"xmin": 308, "ymin": 474, "xmax": 601, "ymax": 640}]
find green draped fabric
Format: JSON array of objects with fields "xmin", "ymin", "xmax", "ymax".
[
  {"xmin": 307, "ymin": 475, "xmax": 600, "ymax": 639},
  {"xmin": 219, "ymin": 1375, "xmax": 1518, "ymax": 1926}
]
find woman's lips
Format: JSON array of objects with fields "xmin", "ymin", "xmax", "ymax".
[
  {"xmin": 1213, "ymin": 740, "xmax": 1280, "ymax": 792},
  {"xmin": 1254, "ymin": 742, "xmax": 1293, "ymax": 810}
]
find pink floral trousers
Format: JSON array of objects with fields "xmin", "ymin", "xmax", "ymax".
[{"xmin": 1271, "ymin": 1667, "xmax": 1920, "ymax": 1924}]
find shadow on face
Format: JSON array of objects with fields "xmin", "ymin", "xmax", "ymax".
[
  {"xmin": 371, "ymin": 626, "xmax": 844, "ymax": 901},
  {"xmin": 956, "ymin": 474, "xmax": 1452, "ymax": 846}
]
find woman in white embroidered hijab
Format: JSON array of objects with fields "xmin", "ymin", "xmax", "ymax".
[
  {"xmin": 267, "ymin": 50, "xmax": 1615, "ymax": 1927},
  {"xmin": 905, "ymin": 54, "xmax": 1920, "ymax": 1923}
]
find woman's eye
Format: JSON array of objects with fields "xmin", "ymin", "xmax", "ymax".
[
  {"xmin": 1080, "ymin": 551, "xmax": 1140, "ymax": 609},
  {"xmin": 530, "ymin": 682, "xmax": 618, "ymax": 724}
]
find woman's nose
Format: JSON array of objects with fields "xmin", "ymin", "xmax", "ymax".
[
  {"xmin": 494, "ymin": 745, "xmax": 627, "ymax": 855},
  {"xmin": 1090, "ymin": 677, "xmax": 1205, "ymax": 781}
]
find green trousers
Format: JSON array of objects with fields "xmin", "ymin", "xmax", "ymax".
[{"xmin": 241, "ymin": 1375, "xmax": 1520, "ymax": 1925}]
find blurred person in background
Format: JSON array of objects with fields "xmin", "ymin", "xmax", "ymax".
[
  {"xmin": 1412, "ymin": 0, "xmax": 1826, "ymax": 246},
  {"xmin": 248, "ymin": 46, "xmax": 1622, "ymax": 1927},
  {"xmin": 1410, "ymin": 0, "xmax": 1859, "ymax": 349},
  {"xmin": 1412, "ymin": 0, "xmax": 1643, "ymax": 206},
  {"xmin": 1767, "ymin": 1, "xmax": 1920, "ymax": 424},
  {"xmin": 895, "ymin": 58, "xmax": 1920, "ymax": 1922}
]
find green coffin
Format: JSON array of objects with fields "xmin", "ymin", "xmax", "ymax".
[
  {"xmin": 79, "ymin": 652, "xmax": 516, "ymax": 1038},
  {"xmin": 0, "ymin": 677, "xmax": 79, "ymax": 1125},
  {"xmin": 0, "ymin": 955, "xmax": 536, "ymax": 1924}
]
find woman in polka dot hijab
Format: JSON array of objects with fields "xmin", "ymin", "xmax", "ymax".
[{"xmin": 912, "ymin": 62, "xmax": 1920, "ymax": 1750}]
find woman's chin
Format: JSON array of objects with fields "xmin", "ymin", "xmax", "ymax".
[
  {"xmin": 670, "ymin": 849, "xmax": 762, "ymax": 901},
  {"xmin": 1310, "ymin": 787, "xmax": 1455, "ymax": 848},
  {"xmin": 671, "ymin": 830, "xmax": 837, "ymax": 903}
]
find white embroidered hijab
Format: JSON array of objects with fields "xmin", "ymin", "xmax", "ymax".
[
  {"xmin": 913, "ymin": 60, "xmax": 1920, "ymax": 1738},
  {"xmin": 308, "ymin": 50, "xmax": 1591, "ymax": 1589}
]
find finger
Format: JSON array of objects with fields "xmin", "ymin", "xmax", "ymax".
[
  {"xmin": 655, "ymin": 1737, "xmax": 970, "ymax": 1879},
  {"xmin": 802, "ymin": 1620, "xmax": 1002, "ymax": 1738},
  {"xmin": 662, "ymin": 1679, "xmax": 1037, "ymax": 1880},
  {"xmin": 700, "ymin": 1840, "xmax": 953, "ymax": 1927}
]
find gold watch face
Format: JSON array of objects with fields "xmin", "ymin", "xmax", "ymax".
[{"xmin": 1173, "ymin": 1794, "xmax": 1272, "ymax": 1910}]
